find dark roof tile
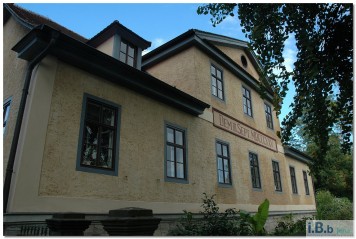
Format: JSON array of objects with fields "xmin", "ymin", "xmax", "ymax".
[{"xmin": 5, "ymin": 3, "xmax": 88, "ymax": 43}]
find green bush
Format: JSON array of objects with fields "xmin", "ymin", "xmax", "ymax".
[
  {"xmin": 316, "ymin": 190, "xmax": 353, "ymax": 220},
  {"xmin": 273, "ymin": 214, "xmax": 313, "ymax": 236},
  {"xmin": 168, "ymin": 193, "xmax": 269, "ymax": 236}
]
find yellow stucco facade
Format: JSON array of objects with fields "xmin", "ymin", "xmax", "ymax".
[
  {"xmin": 3, "ymin": 17, "xmax": 29, "ymax": 179},
  {"xmin": 3, "ymin": 5, "xmax": 315, "ymax": 220}
]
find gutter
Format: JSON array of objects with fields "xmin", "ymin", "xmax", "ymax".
[
  {"xmin": 3, "ymin": 28, "xmax": 60, "ymax": 213},
  {"xmin": 283, "ymin": 146, "xmax": 313, "ymax": 165}
]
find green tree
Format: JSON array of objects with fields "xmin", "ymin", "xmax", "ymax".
[
  {"xmin": 316, "ymin": 190, "xmax": 353, "ymax": 220},
  {"xmin": 307, "ymin": 134, "xmax": 353, "ymax": 200},
  {"xmin": 197, "ymin": 3, "xmax": 353, "ymax": 187}
]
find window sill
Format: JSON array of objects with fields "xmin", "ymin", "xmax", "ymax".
[
  {"xmin": 274, "ymin": 190, "xmax": 284, "ymax": 195},
  {"xmin": 165, "ymin": 177, "xmax": 189, "ymax": 184},
  {"xmin": 218, "ymin": 183, "xmax": 233, "ymax": 188},
  {"xmin": 252, "ymin": 187, "xmax": 263, "ymax": 192},
  {"xmin": 76, "ymin": 165, "xmax": 118, "ymax": 176}
]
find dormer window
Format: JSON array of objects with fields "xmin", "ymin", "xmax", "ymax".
[
  {"xmin": 119, "ymin": 40, "xmax": 136, "ymax": 67},
  {"xmin": 87, "ymin": 21, "xmax": 151, "ymax": 70}
]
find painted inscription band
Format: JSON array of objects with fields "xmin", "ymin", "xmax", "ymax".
[{"xmin": 212, "ymin": 108, "xmax": 277, "ymax": 152}]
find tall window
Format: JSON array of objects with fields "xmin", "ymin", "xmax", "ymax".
[
  {"xmin": 166, "ymin": 125, "xmax": 186, "ymax": 181},
  {"xmin": 265, "ymin": 103, "xmax": 274, "ymax": 129},
  {"xmin": 119, "ymin": 40, "xmax": 136, "ymax": 67},
  {"xmin": 249, "ymin": 152, "xmax": 261, "ymax": 189},
  {"xmin": 290, "ymin": 166, "xmax": 298, "ymax": 194},
  {"xmin": 211, "ymin": 64, "xmax": 224, "ymax": 100},
  {"xmin": 243, "ymin": 86, "xmax": 253, "ymax": 117},
  {"xmin": 216, "ymin": 141, "xmax": 231, "ymax": 185},
  {"xmin": 3, "ymin": 99, "xmax": 11, "ymax": 134},
  {"xmin": 303, "ymin": 171, "xmax": 310, "ymax": 195},
  {"xmin": 77, "ymin": 95, "xmax": 120, "ymax": 176},
  {"xmin": 272, "ymin": 161, "xmax": 282, "ymax": 191}
]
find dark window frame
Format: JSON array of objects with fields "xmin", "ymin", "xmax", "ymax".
[
  {"xmin": 303, "ymin": 170, "xmax": 310, "ymax": 195},
  {"xmin": 119, "ymin": 39, "xmax": 137, "ymax": 67},
  {"xmin": 210, "ymin": 64, "xmax": 225, "ymax": 101},
  {"xmin": 249, "ymin": 152, "xmax": 261, "ymax": 189},
  {"xmin": 164, "ymin": 122, "xmax": 188, "ymax": 183},
  {"xmin": 290, "ymin": 166, "xmax": 298, "ymax": 194},
  {"xmin": 264, "ymin": 102, "xmax": 274, "ymax": 129},
  {"xmin": 242, "ymin": 86, "xmax": 253, "ymax": 117},
  {"xmin": 272, "ymin": 160, "xmax": 282, "ymax": 192},
  {"xmin": 76, "ymin": 93, "xmax": 121, "ymax": 176},
  {"xmin": 3, "ymin": 97, "xmax": 12, "ymax": 135},
  {"xmin": 216, "ymin": 140, "xmax": 232, "ymax": 185}
]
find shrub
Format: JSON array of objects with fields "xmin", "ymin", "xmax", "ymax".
[
  {"xmin": 168, "ymin": 193, "xmax": 269, "ymax": 236},
  {"xmin": 273, "ymin": 214, "xmax": 313, "ymax": 236},
  {"xmin": 316, "ymin": 190, "xmax": 353, "ymax": 220}
]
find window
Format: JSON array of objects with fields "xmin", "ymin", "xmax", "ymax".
[
  {"xmin": 241, "ymin": 55, "xmax": 248, "ymax": 68},
  {"xmin": 119, "ymin": 40, "xmax": 136, "ymax": 67},
  {"xmin": 211, "ymin": 64, "xmax": 224, "ymax": 100},
  {"xmin": 77, "ymin": 94, "xmax": 120, "ymax": 176},
  {"xmin": 249, "ymin": 152, "xmax": 261, "ymax": 189},
  {"xmin": 3, "ymin": 98, "xmax": 11, "ymax": 135},
  {"xmin": 303, "ymin": 171, "xmax": 310, "ymax": 195},
  {"xmin": 165, "ymin": 124, "xmax": 187, "ymax": 182},
  {"xmin": 216, "ymin": 141, "xmax": 231, "ymax": 185},
  {"xmin": 242, "ymin": 86, "xmax": 253, "ymax": 117},
  {"xmin": 290, "ymin": 166, "xmax": 298, "ymax": 194},
  {"xmin": 265, "ymin": 103, "xmax": 274, "ymax": 129},
  {"xmin": 272, "ymin": 161, "xmax": 282, "ymax": 191}
]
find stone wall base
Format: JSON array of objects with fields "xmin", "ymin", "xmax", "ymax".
[{"xmin": 4, "ymin": 211, "xmax": 316, "ymax": 236}]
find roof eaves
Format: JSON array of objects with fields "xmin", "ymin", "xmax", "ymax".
[
  {"xmin": 194, "ymin": 29, "xmax": 249, "ymax": 48},
  {"xmin": 142, "ymin": 29, "xmax": 195, "ymax": 61},
  {"xmin": 143, "ymin": 29, "xmax": 274, "ymax": 102},
  {"xmin": 87, "ymin": 20, "xmax": 151, "ymax": 49},
  {"xmin": 4, "ymin": 3, "xmax": 33, "ymax": 29},
  {"xmin": 4, "ymin": 3, "xmax": 88, "ymax": 43},
  {"xmin": 284, "ymin": 146, "xmax": 313, "ymax": 165},
  {"xmin": 12, "ymin": 24, "xmax": 209, "ymax": 116}
]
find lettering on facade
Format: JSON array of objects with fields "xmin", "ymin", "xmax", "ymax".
[{"xmin": 212, "ymin": 108, "xmax": 278, "ymax": 152}]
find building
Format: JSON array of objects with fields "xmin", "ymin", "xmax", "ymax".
[{"xmin": 3, "ymin": 3, "xmax": 315, "ymax": 235}]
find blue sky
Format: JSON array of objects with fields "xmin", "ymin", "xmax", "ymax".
[{"xmin": 17, "ymin": 3, "xmax": 297, "ymax": 123}]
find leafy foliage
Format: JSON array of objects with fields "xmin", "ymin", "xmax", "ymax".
[
  {"xmin": 288, "ymin": 118, "xmax": 353, "ymax": 198},
  {"xmin": 239, "ymin": 198, "xmax": 269, "ymax": 235},
  {"xmin": 307, "ymin": 134, "xmax": 353, "ymax": 199},
  {"xmin": 197, "ymin": 3, "xmax": 353, "ymax": 190},
  {"xmin": 273, "ymin": 214, "xmax": 314, "ymax": 236},
  {"xmin": 316, "ymin": 190, "xmax": 353, "ymax": 220},
  {"xmin": 168, "ymin": 193, "xmax": 269, "ymax": 236}
]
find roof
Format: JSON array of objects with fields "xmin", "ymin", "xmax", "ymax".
[
  {"xmin": 142, "ymin": 29, "xmax": 274, "ymax": 102},
  {"xmin": 4, "ymin": 4, "xmax": 151, "ymax": 50},
  {"xmin": 284, "ymin": 146, "xmax": 313, "ymax": 165},
  {"xmin": 4, "ymin": 3, "xmax": 87, "ymax": 43},
  {"xmin": 87, "ymin": 20, "xmax": 151, "ymax": 49},
  {"xmin": 11, "ymin": 24, "xmax": 210, "ymax": 116}
]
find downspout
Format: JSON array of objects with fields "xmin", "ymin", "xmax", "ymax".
[{"xmin": 3, "ymin": 30, "xmax": 60, "ymax": 213}]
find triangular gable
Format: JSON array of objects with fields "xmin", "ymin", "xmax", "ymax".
[{"xmin": 194, "ymin": 30, "xmax": 263, "ymax": 81}]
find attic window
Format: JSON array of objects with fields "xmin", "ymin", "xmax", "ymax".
[
  {"xmin": 119, "ymin": 40, "xmax": 136, "ymax": 67},
  {"xmin": 241, "ymin": 55, "xmax": 248, "ymax": 68}
]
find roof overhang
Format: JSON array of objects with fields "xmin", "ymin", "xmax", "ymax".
[
  {"xmin": 142, "ymin": 30, "xmax": 274, "ymax": 102},
  {"xmin": 12, "ymin": 25, "xmax": 209, "ymax": 116},
  {"xmin": 284, "ymin": 146, "xmax": 313, "ymax": 165},
  {"xmin": 194, "ymin": 30, "xmax": 264, "ymax": 74},
  {"xmin": 87, "ymin": 21, "xmax": 151, "ymax": 49}
]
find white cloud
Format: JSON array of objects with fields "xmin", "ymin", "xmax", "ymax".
[
  {"xmin": 142, "ymin": 38, "xmax": 166, "ymax": 55},
  {"xmin": 283, "ymin": 33, "xmax": 297, "ymax": 72},
  {"xmin": 218, "ymin": 15, "xmax": 243, "ymax": 38}
]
